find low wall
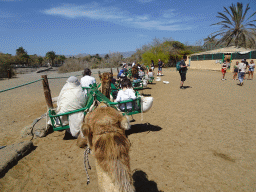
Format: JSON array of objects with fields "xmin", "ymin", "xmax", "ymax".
[
  {"xmin": 189, "ymin": 59, "xmax": 250, "ymax": 72},
  {"xmin": 189, "ymin": 60, "xmax": 222, "ymax": 71}
]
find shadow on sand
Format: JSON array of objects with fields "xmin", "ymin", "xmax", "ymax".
[
  {"xmin": 181, "ymin": 86, "xmax": 192, "ymax": 89},
  {"xmin": 141, "ymin": 93, "xmax": 151, "ymax": 96},
  {"xmin": 126, "ymin": 123, "xmax": 162, "ymax": 136},
  {"xmin": 133, "ymin": 169, "xmax": 164, "ymax": 192}
]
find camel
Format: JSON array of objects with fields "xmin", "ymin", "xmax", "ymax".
[
  {"xmin": 98, "ymin": 70, "xmax": 113, "ymax": 99},
  {"xmin": 77, "ymin": 70, "xmax": 135, "ymax": 191},
  {"xmin": 77, "ymin": 70, "xmax": 114, "ymax": 148},
  {"xmin": 82, "ymin": 103, "xmax": 134, "ymax": 192}
]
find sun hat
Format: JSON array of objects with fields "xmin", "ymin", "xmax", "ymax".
[{"xmin": 67, "ymin": 76, "xmax": 80, "ymax": 86}]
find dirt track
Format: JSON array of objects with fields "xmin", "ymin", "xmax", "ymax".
[{"xmin": 0, "ymin": 68, "xmax": 256, "ymax": 191}]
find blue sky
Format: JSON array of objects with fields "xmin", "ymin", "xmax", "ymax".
[{"xmin": 0, "ymin": 0, "xmax": 255, "ymax": 56}]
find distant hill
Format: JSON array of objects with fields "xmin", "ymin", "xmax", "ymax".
[{"xmin": 67, "ymin": 51, "xmax": 136, "ymax": 58}]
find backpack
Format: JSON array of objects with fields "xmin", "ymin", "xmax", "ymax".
[{"xmin": 176, "ymin": 61, "xmax": 181, "ymax": 71}]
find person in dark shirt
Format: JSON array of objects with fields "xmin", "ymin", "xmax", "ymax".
[
  {"xmin": 151, "ymin": 60, "xmax": 155, "ymax": 71},
  {"xmin": 117, "ymin": 64, "xmax": 128, "ymax": 79},
  {"xmin": 157, "ymin": 59, "xmax": 163, "ymax": 76},
  {"xmin": 244, "ymin": 59, "xmax": 249, "ymax": 80},
  {"xmin": 179, "ymin": 56, "xmax": 188, "ymax": 89}
]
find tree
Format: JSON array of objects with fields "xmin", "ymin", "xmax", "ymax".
[
  {"xmin": 46, "ymin": 51, "xmax": 56, "ymax": 66},
  {"xmin": 59, "ymin": 55, "xmax": 66, "ymax": 65},
  {"xmin": 211, "ymin": 2, "xmax": 256, "ymax": 48},
  {"xmin": 203, "ymin": 35, "xmax": 218, "ymax": 50},
  {"xmin": 104, "ymin": 54, "xmax": 109, "ymax": 60},
  {"xmin": 38, "ymin": 56, "xmax": 44, "ymax": 66},
  {"xmin": 16, "ymin": 47, "xmax": 27, "ymax": 56}
]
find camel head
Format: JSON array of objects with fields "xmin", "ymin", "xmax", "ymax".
[{"xmin": 82, "ymin": 104, "xmax": 130, "ymax": 149}]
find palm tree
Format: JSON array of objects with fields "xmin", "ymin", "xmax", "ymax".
[
  {"xmin": 211, "ymin": 2, "xmax": 256, "ymax": 48},
  {"xmin": 59, "ymin": 55, "xmax": 66, "ymax": 65},
  {"xmin": 46, "ymin": 51, "xmax": 56, "ymax": 66},
  {"xmin": 203, "ymin": 35, "xmax": 218, "ymax": 50}
]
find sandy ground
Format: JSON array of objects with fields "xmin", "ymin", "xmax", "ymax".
[{"xmin": 0, "ymin": 68, "xmax": 256, "ymax": 191}]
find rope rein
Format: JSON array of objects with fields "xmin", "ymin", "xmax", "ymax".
[
  {"xmin": 82, "ymin": 97, "xmax": 98, "ymax": 185},
  {"xmin": 83, "ymin": 146, "xmax": 91, "ymax": 185}
]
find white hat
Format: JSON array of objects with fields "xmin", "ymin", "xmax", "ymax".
[{"xmin": 67, "ymin": 76, "xmax": 80, "ymax": 86}]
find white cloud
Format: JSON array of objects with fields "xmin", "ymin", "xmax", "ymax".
[
  {"xmin": 43, "ymin": 3, "xmax": 126, "ymax": 19},
  {"xmin": 43, "ymin": 3, "xmax": 193, "ymax": 31}
]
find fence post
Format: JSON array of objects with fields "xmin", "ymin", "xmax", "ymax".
[
  {"xmin": 41, "ymin": 75, "xmax": 53, "ymax": 109},
  {"xmin": 250, "ymin": 51, "xmax": 252, "ymax": 59}
]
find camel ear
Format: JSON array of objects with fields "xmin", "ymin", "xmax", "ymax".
[
  {"xmin": 98, "ymin": 102, "xmax": 108, "ymax": 108},
  {"xmin": 82, "ymin": 116, "xmax": 90, "ymax": 136},
  {"xmin": 120, "ymin": 115, "xmax": 130, "ymax": 130}
]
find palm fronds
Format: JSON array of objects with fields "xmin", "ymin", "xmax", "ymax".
[{"xmin": 211, "ymin": 2, "xmax": 256, "ymax": 48}]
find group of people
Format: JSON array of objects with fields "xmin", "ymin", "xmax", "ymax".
[
  {"xmin": 57, "ymin": 67, "xmax": 140, "ymax": 139},
  {"xmin": 221, "ymin": 59, "xmax": 255, "ymax": 86},
  {"xmin": 150, "ymin": 59, "xmax": 164, "ymax": 76},
  {"xmin": 56, "ymin": 57, "xmax": 192, "ymax": 138}
]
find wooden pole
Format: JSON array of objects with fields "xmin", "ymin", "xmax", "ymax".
[{"xmin": 41, "ymin": 75, "xmax": 53, "ymax": 109}]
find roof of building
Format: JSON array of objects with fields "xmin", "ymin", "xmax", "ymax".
[{"xmin": 189, "ymin": 46, "xmax": 255, "ymax": 56}]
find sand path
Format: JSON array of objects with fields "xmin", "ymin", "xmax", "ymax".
[{"xmin": 0, "ymin": 68, "xmax": 256, "ymax": 191}]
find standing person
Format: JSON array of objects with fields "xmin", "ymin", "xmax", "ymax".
[
  {"xmin": 151, "ymin": 60, "xmax": 155, "ymax": 71},
  {"xmin": 226, "ymin": 59, "xmax": 231, "ymax": 69},
  {"xmin": 233, "ymin": 61, "xmax": 239, "ymax": 80},
  {"xmin": 238, "ymin": 59, "xmax": 247, "ymax": 86},
  {"xmin": 221, "ymin": 61, "xmax": 227, "ymax": 80},
  {"xmin": 80, "ymin": 68, "xmax": 96, "ymax": 92},
  {"xmin": 179, "ymin": 56, "xmax": 188, "ymax": 89},
  {"xmin": 157, "ymin": 59, "xmax": 163, "ymax": 76},
  {"xmin": 243, "ymin": 58, "xmax": 249, "ymax": 80},
  {"xmin": 248, "ymin": 60, "xmax": 255, "ymax": 80}
]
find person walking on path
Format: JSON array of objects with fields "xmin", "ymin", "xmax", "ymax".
[
  {"xmin": 233, "ymin": 61, "xmax": 239, "ymax": 80},
  {"xmin": 243, "ymin": 59, "xmax": 249, "ymax": 80},
  {"xmin": 221, "ymin": 61, "xmax": 227, "ymax": 80},
  {"xmin": 238, "ymin": 59, "xmax": 247, "ymax": 86},
  {"xmin": 151, "ymin": 60, "xmax": 155, "ymax": 71},
  {"xmin": 157, "ymin": 59, "xmax": 163, "ymax": 76},
  {"xmin": 179, "ymin": 56, "xmax": 188, "ymax": 89},
  {"xmin": 248, "ymin": 60, "xmax": 255, "ymax": 80}
]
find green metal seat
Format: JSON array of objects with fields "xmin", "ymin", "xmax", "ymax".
[
  {"xmin": 49, "ymin": 83, "xmax": 142, "ymax": 131},
  {"xmin": 48, "ymin": 92, "xmax": 94, "ymax": 131},
  {"xmin": 148, "ymin": 76, "xmax": 154, "ymax": 84},
  {"xmin": 132, "ymin": 79, "xmax": 144, "ymax": 90}
]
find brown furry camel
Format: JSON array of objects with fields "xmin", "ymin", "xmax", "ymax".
[
  {"xmin": 77, "ymin": 70, "xmax": 114, "ymax": 148},
  {"xmin": 98, "ymin": 70, "xmax": 113, "ymax": 99},
  {"xmin": 82, "ymin": 103, "xmax": 135, "ymax": 192}
]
